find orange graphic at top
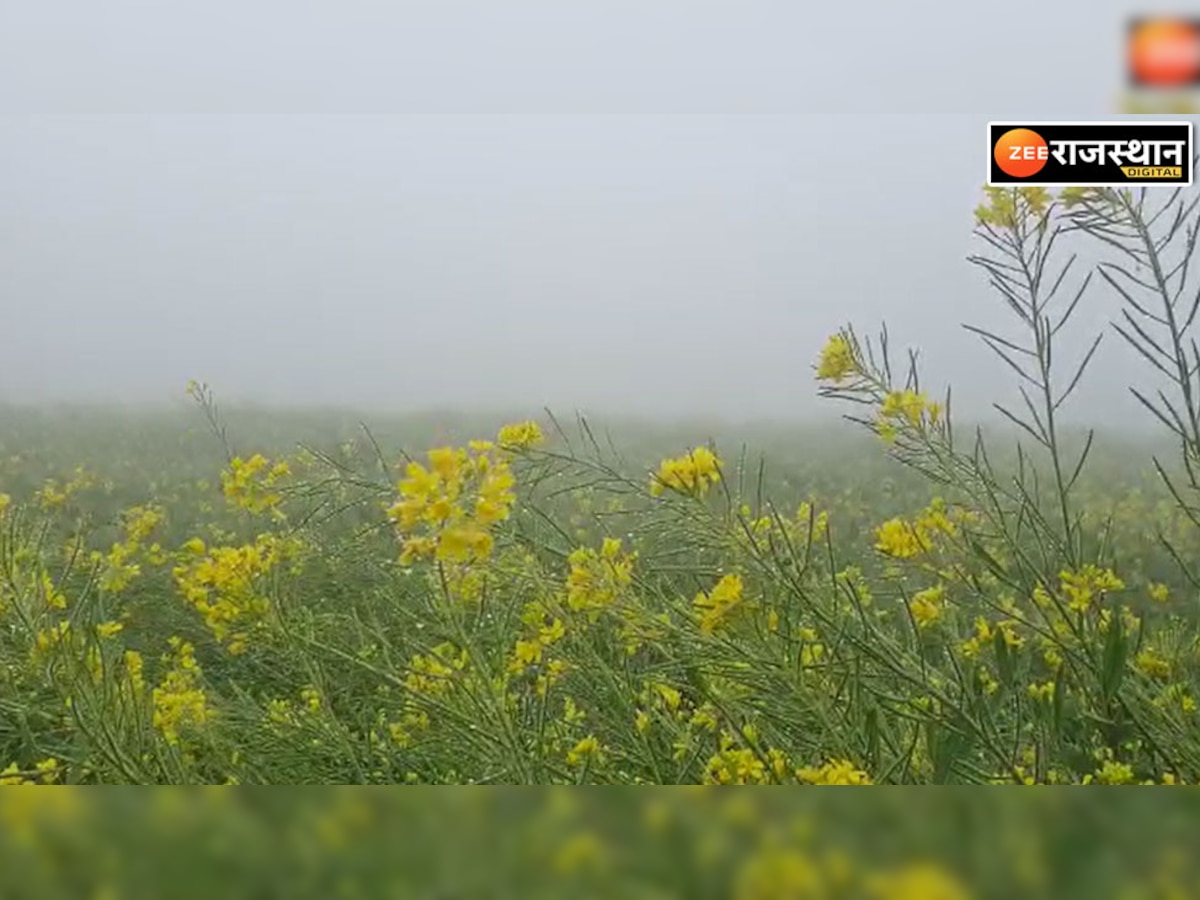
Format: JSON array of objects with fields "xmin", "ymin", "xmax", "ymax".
[{"xmin": 1129, "ymin": 18, "xmax": 1200, "ymax": 87}]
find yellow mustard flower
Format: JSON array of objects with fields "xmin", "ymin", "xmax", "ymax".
[
  {"xmin": 496, "ymin": 420, "xmax": 544, "ymax": 450},
  {"xmin": 796, "ymin": 758, "xmax": 872, "ymax": 785},
  {"xmin": 815, "ymin": 333, "xmax": 859, "ymax": 382},
  {"xmin": 695, "ymin": 573, "xmax": 746, "ymax": 635},
  {"xmin": 909, "ymin": 584, "xmax": 945, "ymax": 629},
  {"xmin": 875, "ymin": 518, "xmax": 931, "ymax": 559},
  {"xmin": 649, "ymin": 447, "xmax": 722, "ymax": 498}
]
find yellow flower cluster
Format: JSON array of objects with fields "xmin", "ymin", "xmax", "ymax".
[
  {"xmin": 702, "ymin": 732, "xmax": 873, "ymax": 785},
  {"xmin": 404, "ymin": 643, "xmax": 469, "ymax": 698},
  {"xmin": 1135, "ymin": 647, "xmax": 1171, "ymax": 680},
  {"xmin": 152, "ymin": 637, "xmax": 212, "ymax": 747},
  {"xmin": 1156, "ymin": 683, "xmax": 1197, "ymax": 716},
  {"xmin": 736, "ymin": 501, "xmax": 829, "ymax": 553},
  {"xmin": 387, "ymin": 709, "xmax": 433, "ymax": 749},
  {"xmin": 694, "ymin": 573, "xmax": 746, "ymax": 636},
  {"xmin": 496, "ymin": 420, "xmax": 545, "ymax": 451},
  {"xmin": 1058, "ymin": 565, "xmax": 1125, "ymax": 613},
  {"xmin": 649, "ymin": 447, "xmax": 722, "ymax": 498},
  {"xmin": 876, "ymin": 390, "xmax": 943, "ymax": 442},
  {"xmin": 265, "ymin": 698, "xmax": 300, "ymax": 730},
  {"xmin": 874, "ymin": 519, "xmax": 931, "ymax": 559},
  {"xmin": 37, "ymin": 570, "xmax": 67, "ymax": 611},
  {"xmin": 35, "ymin": 467, "xmax": 96, "ymax": 510},
  {"xmin": 635, "ymin": 683, "xmax": 723, "ymax": 751},
  {"xmin": 908, "ymin": 584, "xmax": 945, "ymax": 629},
  {"xmin": 220, "ymin": 454, "xmax": 291, "ymax": 516},
  {"xmin": 1085, "ymin": 759, "xmax": 1137, "ymax": 785},
  {"xmin": 0, "ymin": 758, "xmax": 61, "ymax": 786},
  {"xmin": 799, "ymin": 626, "xmax": 826, "ymax": 668},
  {"xmin": 509, "ymin": 604, "xmax": 569, "ymax": 690},
  {"xmin": 387, "ymin": 435, "xmax": 518, "ymax": 568},
  {"xmin": 123, "ymin": 504, "xmax": 165, "ymax": 545},
  {"xmin": 32, "ymin": 619, "xmax": 71, "ymax": 660},
  {"xmin": 959, "ymin": 616, "xmax": 1023, "ymax": 661},
  {"xmin": 96, "ymin": 541, "xmax": 141, "ymax": 594},
  {"xmin": 92, "ymin": 504, "xmax": 166, "ymax": 595},
  {"xmin": 796, "ymin": 501, "xmax": 830, "ymax": 542},
  {"xmin": 123, "ymin": 649, "xmax": 145, "ymax": 696},
  {"xmin": 874, "ymin": 499, "xmax": 960, "ymax": 560},
  {"xmin": 703, "ymin": 736, "xmax": 791, "ymax": 784},
  {"xmin": 796, "ymin": 758, "xmax": 873, "ymax": 785},
  {"xmin": 815, "ymin": 333, "xmax": 860, "ymax": 383},
  {"xmin": 508, "ymin": 538, "xmax": 647, "ymax": 694},
  {"xmin": 1027, "ymin": 680, "xmax": 1056, "ymax": 703},
  {"xmin": 173, "ymin": 533, "xmax": 302, "ymax": 654},
  {"xmin": 566, "ymin": 734, "xmax": 605, "ymax": 768},
  {"xmin": 96, "ymin": 620, "xmax": 124, "ymax": 640},
  {"xmin": 974, "ymin": 185, "xmax": 1052, "ymax": 228},
  {"xmin": 1097, "ymin": 604, "xmax": 1141, "ymax": 636},
  {"xmin": 565, "ymin": 537, "xmax": 635, "ymax": 618}
]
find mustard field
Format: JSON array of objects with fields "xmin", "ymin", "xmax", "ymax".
[{"xmin": 3, "ymin": 185, "xmax": 1200, "ymax": 793}]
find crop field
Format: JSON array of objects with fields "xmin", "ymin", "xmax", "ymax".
[
  {"xmin": 3, "ymin": 185, "xmax": 1200, "ymax": 800},
  {"xmin": 9, "ymin": 183, "xmax": 1200, "ymax": 895}
]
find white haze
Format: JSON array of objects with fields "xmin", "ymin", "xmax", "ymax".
[{"xmin": 0, "ymin": 0, "xmax": 1193, "ymax": 431}]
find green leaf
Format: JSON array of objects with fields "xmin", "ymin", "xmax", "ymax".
[
  {"xmin": 994, "ymin": 629, "xmax": 1015, "ymax": 688},
  {"xmin": 1052, "ymin": 664, "xmax": 1066, "ymax": 734},
  {"xmin": 1101, "ymin": 614, "xmax": 1128, "ymax": 705}
]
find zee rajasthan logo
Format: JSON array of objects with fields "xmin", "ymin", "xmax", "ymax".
[{"xmin": 988, "ymin": 121, "xmax": 1193, "ymax": 187}]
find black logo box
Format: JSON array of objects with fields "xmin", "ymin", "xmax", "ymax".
[{"xmin": 987, "ymin": 121, "xmax": 1194, "ymax": 187}]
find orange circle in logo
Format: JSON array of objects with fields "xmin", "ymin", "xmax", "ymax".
[
  {"xmin": 1130, "ymin": 18, "xmax": 1200, "ymax": 86},
  {"xmin": 994, "ymin": 128, "xmax": 1048, "ymax": 179}
]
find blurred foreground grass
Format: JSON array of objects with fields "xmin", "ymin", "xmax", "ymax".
[{"xmin": 3, "ymin": 787, "xmax": 1199, "ymax": 899}]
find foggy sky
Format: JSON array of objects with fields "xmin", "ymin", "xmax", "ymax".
[{"xmin": 1, "ymin": 1, "xmax": 1194, "ymax": 425}]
